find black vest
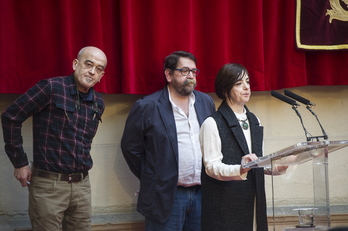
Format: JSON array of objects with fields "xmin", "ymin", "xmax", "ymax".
[{"xmin": 201, "ymin": 101, "xmax": 268, "ymax": 231}]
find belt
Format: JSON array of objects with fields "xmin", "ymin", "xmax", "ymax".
[
  {"xmin": 177, "ymin": 185, "xmax": 201, "ymax": 190},
  {"xmin": 33, "ymin": 168, "xmax": 88, "ymax": 183}
]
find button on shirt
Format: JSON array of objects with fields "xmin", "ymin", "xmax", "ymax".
[
  {"xmin": 168, "ymin": 90, "xmax": 202, "ymax": 186},
  {"xmin": 1, "ymin": 75, "xmax": 104, "ymax": 174}
]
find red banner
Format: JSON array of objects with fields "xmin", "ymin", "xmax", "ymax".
[{"xmin": 296, "ymin": 0, "xmax": 348, "ymax": 50}]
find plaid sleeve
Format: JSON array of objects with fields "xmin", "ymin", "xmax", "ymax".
[{"xmin": 1, "ymin": 80, "xmax": 51, "ymax": 168}]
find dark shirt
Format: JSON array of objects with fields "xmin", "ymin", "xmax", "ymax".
[{"xmin": 1, "ymin": 75, "xmax": 104, "ymax": 174}]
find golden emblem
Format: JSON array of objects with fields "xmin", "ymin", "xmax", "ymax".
[{"xmin": 326, "ymin": 0, "xmax": 348, "ymax": 23}]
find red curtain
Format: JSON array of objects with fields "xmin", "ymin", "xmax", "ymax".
[{"xmin": 1, "ymin": 0, "xmax": 347, "ymax": 94}]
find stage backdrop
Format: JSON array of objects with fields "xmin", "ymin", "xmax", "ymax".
[{"xmin": 1, "ymin": 0, "xmax": 348, "ymax": 94}]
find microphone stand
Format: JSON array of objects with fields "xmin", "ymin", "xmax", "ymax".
[
  {"xmin": 305, "ymin": 105, "xmax": 328, "ymax": 141},
  {"xmin": 291, "ymin": 105, "xmax": 312, "ymax": 142},
  {"xmin": 284, "ymin": 90, "xmax": 329, "ymax": 141}
]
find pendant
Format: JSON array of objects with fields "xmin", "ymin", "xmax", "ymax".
[
  {"xmin": 238, "ymin": 118, "xmax": 249, "ymax": 130},
  {"xmin": 241, "ymin": 121, "xmax": 249, "ymax": 130}
]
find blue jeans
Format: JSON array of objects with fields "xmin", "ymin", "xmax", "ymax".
[{"xmin": 146, "ymin": 185, "xmax": 202, "ymax": 231}]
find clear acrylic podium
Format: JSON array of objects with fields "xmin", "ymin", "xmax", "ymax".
[{"xmin": 243, "ymin": 140, "xmax": 348, "ymax": 231}]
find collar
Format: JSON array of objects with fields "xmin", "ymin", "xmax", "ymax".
[
  {"xmin": 167, "ymin": 85, "xmax": 195, "ymax": 107},
  {"xmin": 79, "ymin": 89, "xmax": 94, "ymax": 102},
  {"xmin": 69, "ymin": 75, "xmax": 95, "ymax": 102}
]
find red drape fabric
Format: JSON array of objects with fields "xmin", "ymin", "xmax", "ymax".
[{"xmin": 1, "ymin": 0, "xmax": 347, "ymax": 94}]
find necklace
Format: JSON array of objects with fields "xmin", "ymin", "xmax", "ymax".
[
  {"xmin": 235, "ymin": 108, "xmax": 248, "ymax": 130},
  {"xmin": 238, "ymin": 118, "xmax": 249, "ymax": 130}
]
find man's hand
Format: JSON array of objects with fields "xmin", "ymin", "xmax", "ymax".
[{"xmin": 14, "ymin": 165, "xmax": 32, "ymax": 187}]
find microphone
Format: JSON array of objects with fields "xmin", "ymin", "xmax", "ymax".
[
  {"xmin": 271, "ymin": 90, "xmax": 312, "ymax": 141},
  {"xmin": 271, "ymin": 90, "xmax": 299, "ymax": 106},
  {"xmin": 284, "ymin": 90, "xmax": 328, "ymax": 140},
  {"xmin": 284, "ymin": 89, "xmax": 315, "ymax": 106}
]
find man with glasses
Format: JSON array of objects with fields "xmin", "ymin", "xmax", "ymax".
[
  {"xmin": 1, "ymin": 46, "xmax": 107, "ymax": 230},
  {"xmin": 121, "ymin": 51, "xmax": 215, "ymax": 230}
]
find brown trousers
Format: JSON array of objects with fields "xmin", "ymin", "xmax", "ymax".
[{"xmin": 28, "ymin": 174, "xmax": 91, "ymax": 231}]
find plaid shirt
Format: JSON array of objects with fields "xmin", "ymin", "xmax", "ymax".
[{"xmin": 1, "ymin": 75, "xmax": 104, "ymax": 174}]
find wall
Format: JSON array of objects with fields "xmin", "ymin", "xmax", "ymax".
[{"xmin": 0, "ymin": 85, "xmax": 347, "ymax": 229}]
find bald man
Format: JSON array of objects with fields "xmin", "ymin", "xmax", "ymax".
[{"xmin": 1, "ymin": 46, "xmax": 107, "ymax": 230}]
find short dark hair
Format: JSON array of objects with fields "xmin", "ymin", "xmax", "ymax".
[
  {"xmin": 163, "ymin": 51, "xmax": 197, "ymax": 79},
  {"xmin": 215, "ymin": 63, "xmax": 249, "ymax": 100}
]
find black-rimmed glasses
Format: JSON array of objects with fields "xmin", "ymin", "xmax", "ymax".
[{"xmin": 171, "ymin": 67, "xmax": 200, "ymax": 77}]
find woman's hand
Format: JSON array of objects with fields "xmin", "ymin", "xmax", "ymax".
[{"xmin": 240, "ymin": 153, "xmax": 258, "ymax": 175}]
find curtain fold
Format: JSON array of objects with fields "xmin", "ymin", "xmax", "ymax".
[{"xmin": 1, "ymin": 0, "xmax": 347, "ymax": 94}]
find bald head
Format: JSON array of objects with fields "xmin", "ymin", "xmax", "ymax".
[
  {"xmin": 77, "ymin": 46, "xmax": 107, "ymax": 68},
  {"xmin": 72, "ymin": 46, "xmax": 107, "ymax": 92}
]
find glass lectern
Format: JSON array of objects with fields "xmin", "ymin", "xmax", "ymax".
[{"xmin": 243, "ymin": 140, "xmax": 348, "ymax": 231}]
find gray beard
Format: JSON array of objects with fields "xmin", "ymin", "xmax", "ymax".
[{"xmin": 174, "ymin": 80, "xmax": 196, "ymax": 96}]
